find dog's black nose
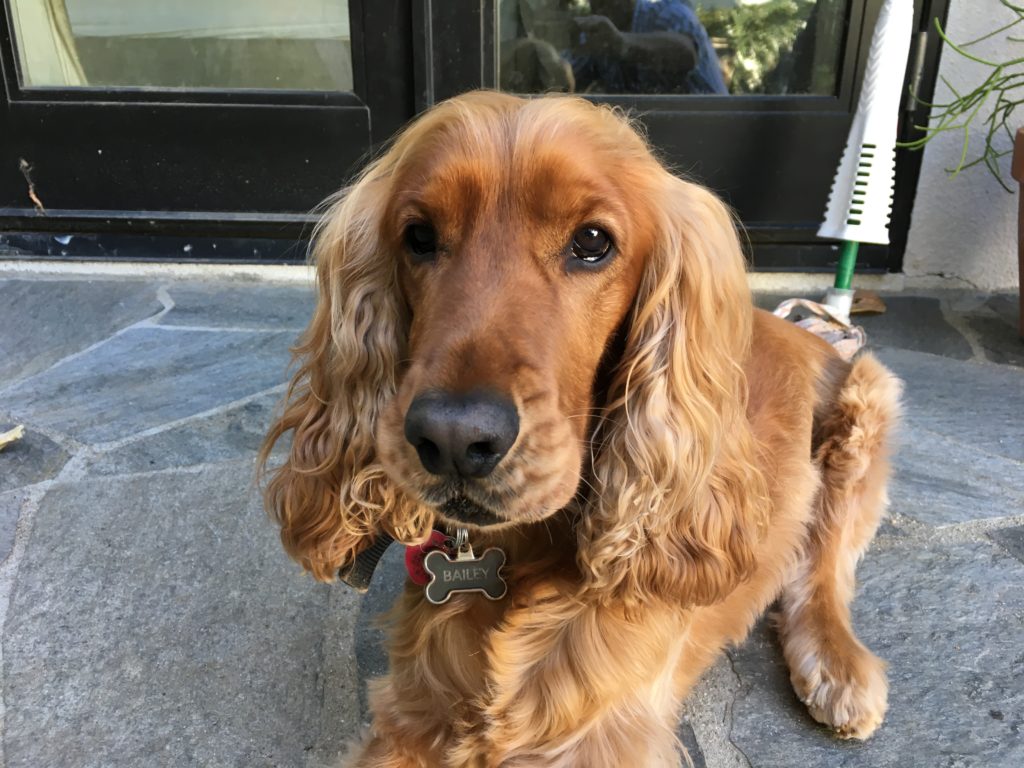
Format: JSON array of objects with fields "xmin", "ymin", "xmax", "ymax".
[{"xmin": 404, "ymin": 391, "xmax": 519, "ymax": 478}]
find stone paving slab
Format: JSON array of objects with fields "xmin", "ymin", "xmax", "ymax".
[
  {"xmin": 353, "ymin": 544, "xmax": 403, "ymax": 720},
  {"xmin": 0, "ymin": 425, "xmax": 69, "ymax": 493},
  {"xmin": 989, "ymin": 525, "xmax": 1024, "ymax": 565},
  {"xmin": 857, "ymin": 297, "xmax": 976, "ymax": 361},
  {"xmin": 876, "ymin": 347, "xmax": 1024, "ymax": 463},
  {"xmin": 2, "ymin": 327, "xmax": 296, "ymax": 445},
  {"xmin": 727, "ymin": 538, "xmax": 1024, "ymax": 768},
  {"xmin": 311, "ymin": 587, "xmax": 365, "ymax": 768},
  {"xmin": 0, "ymin": 489, "xmax": 29, "ymax": 563},
  {"xmin": 891, "ymin": 422, "xmax": 1024, "ymax": 526},
  {"xmin": 980, "ymin": 294, "xmax": 1020, "ymax": 328},
  {"xmin": 961, "ymin": 294, "xmax": 1023, "ymax": 368},
  {"xmin": 0, "ymin": 277, "xmax": 1021, "ymax": 768},
  {"xmin": 0, "ymin": 279, "xmax": 162, "ymax": 384},
  {"xmin": 80, "ymin": 389, "xmax": 285, "ymax": 477},
  {"xmin": 159, "ymin": 282, "xmax": 315, "ymax": 330},
  {"xmin": 755, "ymin": 293, "xmax": 977, "ymax": 361},
  {"xmin": 968, "ymin": 313, "xmax": 1024, "ymax": 367},
  {"xmin": 2, "ymin": 460, "xmax": 342, "ymax": 768}
]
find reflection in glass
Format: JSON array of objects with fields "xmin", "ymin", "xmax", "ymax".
[
  {"xmin": 10, "ymin": 0, "xmax": 353, "ymax": 91},
  {"xmin": 499, "ymin": 0, "xmax": 848, "ymax": 96}
]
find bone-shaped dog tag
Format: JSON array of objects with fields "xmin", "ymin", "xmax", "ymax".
[{"xmin": 423, "ymin": 546, "xmax": 507, "ymax": 604}]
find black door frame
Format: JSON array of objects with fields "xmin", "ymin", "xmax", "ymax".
[{"xmin": 0, "ymin": 0, "xmax": 950, "ymax": 269}]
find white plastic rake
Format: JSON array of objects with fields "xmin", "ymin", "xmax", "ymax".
[{"xmin": 817, "ymin": 0, "xmax": 915, "ymax": 319}]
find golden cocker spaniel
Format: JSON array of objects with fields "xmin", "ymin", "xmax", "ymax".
[{"xmin": 261, "ymin": 91, "xmax": 902, "ymax": 767}]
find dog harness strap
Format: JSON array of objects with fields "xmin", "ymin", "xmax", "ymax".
[{"xmin": 337, "ymin": 533, "xmax": 395, "ymax": 593}]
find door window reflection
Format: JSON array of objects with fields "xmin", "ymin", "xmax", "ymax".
[{"xmin": 499, "ymin": 0, "xmax": 848, "ymax": 96}]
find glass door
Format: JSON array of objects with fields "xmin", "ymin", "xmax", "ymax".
[
  {"xmin": 417, "ymin": 0, "xmax": 951, "ymax": 273},
  {"xmin": 0, "ymin": 0, "xmax": 414, "ymax": 251}
]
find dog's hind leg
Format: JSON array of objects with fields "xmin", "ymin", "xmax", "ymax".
[{"xmin": 777, "ymin": 353, "xmax": 902, "ymax": 740}]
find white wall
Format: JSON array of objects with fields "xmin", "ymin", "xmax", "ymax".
[{"xmin": 904, "ymin": 0, "xmax": 1019, "ymax": 290}]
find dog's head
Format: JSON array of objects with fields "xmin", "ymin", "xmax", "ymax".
[{"xmin": 262, "ymin": 92, "xmax": 767, "ymax": 605}]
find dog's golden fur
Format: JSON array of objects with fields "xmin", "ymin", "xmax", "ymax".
[{"xmin": 260, "ymin": 92, "xmax": 902, "ymax": 767}]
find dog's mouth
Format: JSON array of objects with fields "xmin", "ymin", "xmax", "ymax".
[
  {"xmin": 422, "ymin": 483, "xmax": 509, "ymax": 528},
  {"xmin": 439, "ymin": 496, "xmax": 507, "ymax": 527}
]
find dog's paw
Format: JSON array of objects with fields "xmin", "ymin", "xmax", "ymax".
[{"xmin": 792, "ymin": 645, "xmax": 889, "ymax": 740}]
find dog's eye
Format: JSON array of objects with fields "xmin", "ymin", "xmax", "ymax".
[
  {"xmin": 404, "ymin": 223, "xmax": 437, "ymax": 262},
  {"xmin": 571, "ymin": 226, "xmax": 613, "ymax": 264}
]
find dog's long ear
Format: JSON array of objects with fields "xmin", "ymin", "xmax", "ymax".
[
  {"xmin": 259, "ymin": 163, "xmax": 429, "ymax": 581},
  {"xmin": 578, "ymin": 174, "xmax": 769, "ymax": 606}
]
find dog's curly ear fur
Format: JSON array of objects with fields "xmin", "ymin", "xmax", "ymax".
[
  {"xmin": 578, "ymin": 174, "xmax": 770, "ymax": 607},
  {"xmin": 258, "ymin": 164, "xmax": 430, "ymax": 581}
]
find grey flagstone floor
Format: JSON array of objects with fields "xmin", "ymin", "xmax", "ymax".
[{"xmin": 0, "ymin": 275, "xmax": 1021, "ymax": 767}]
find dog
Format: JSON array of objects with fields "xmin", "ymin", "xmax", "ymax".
[{"xmin": 260, "ymin": 91, "xmax": 902, "ymax": 768}]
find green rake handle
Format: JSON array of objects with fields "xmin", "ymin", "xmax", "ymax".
[{"xmin": 834, "ymin": 240, "xmax": 860, "ymax": 291}]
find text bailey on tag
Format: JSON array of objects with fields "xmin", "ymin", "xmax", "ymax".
[{"xmin": 423, "ymin": 547, "xmax": 507, "ymax": 604}]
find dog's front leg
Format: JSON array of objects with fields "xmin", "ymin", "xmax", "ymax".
[
  {"xmin": 454, "ymin": 582, "xmax": 688, "ymax": 768},
  {"xmin": 346, "ymin": 590, "xmax": 505, "ymax": 768},
  {"xmin": 345, "ymin": 733, "xmax": 434, "ymax": 768},
  {"xmin": 345, "ymin": 672, "xmax": 481, "ymax": 768}
]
